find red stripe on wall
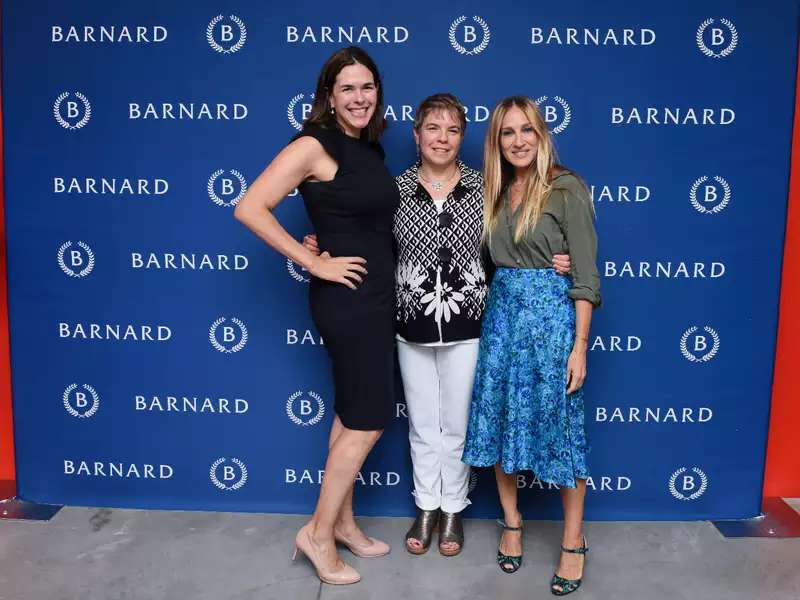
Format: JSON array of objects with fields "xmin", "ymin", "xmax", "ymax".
[
  {"xmin": 763, "ymin": 47, "xmax": 800, "ymax": 498},
  {"xmin": 0, "ymin": 66, "xmax": 17, "ymax": 493}
]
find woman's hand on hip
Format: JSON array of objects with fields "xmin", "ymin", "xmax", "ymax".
[
  {"xmin": 309, "ymin": 252, "xmax": 367, "ymax": 290},
  {"xmin": 302, "ymin": 233, "xmax": 320, "ymax": 256},
  {"xmin": 566, "ymin": 347, "xmax": 587, "ymax": 394}
]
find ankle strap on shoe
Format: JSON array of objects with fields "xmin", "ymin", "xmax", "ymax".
[
  {"xmin": 561, "ymin": 536, "xmax": 588, "ymax": 554},
  {"xmin": 496, "ymin": 518, "xmax": 523, "ymax": 531},
  {"xmin": 561, "ymin": 534, "xmax": 588, "ymax": 554}
]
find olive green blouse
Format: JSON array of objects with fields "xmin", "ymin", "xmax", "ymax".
[{"xmin": 488, "ymin": 172, "xmax": 601, "ymax": 307}]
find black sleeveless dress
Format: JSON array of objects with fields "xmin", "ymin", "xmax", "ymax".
[{"xmin": 295, "ymin": 124, "xmax": 400, "ymax": 430}]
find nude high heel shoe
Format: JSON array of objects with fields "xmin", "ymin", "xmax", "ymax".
[
  {"xmin": 334, "ymin": 528, "xmax": 390, "ymax": 558},
  {"xmin": 292, "ymin": 524, "xmax": 361, "ymax": 585}
]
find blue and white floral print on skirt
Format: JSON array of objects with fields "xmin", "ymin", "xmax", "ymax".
[{"xmin": 462, "ymin": 268, "xmax": 589, "ymax": 488}]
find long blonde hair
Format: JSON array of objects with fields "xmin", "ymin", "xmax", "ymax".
[{"xmin": 483, "ymin": 96, "xmax": 558, "ymax": 243}]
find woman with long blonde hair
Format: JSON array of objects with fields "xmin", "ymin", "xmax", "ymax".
[{"xmin": 462, "ymin": 96, "xmax": 601, "ymax": 596}]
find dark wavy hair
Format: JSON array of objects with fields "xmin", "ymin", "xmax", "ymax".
[{"xmin": 304, "ymin": 46, "xmax": 386, "ymax": 142}]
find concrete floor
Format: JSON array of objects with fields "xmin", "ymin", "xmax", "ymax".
[{"xmin": 1, "ymin": 504, "xmax": 799, "ymax": 600}]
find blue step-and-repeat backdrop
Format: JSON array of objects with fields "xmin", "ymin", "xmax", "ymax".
[{"xmin": 3, "ymin": 1, "xmax": 799, "ymax": 520}]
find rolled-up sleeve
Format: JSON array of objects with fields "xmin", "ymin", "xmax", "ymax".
[{"xmin": 559, "ymin": 187, "xmax": 601, "ymax": 308}]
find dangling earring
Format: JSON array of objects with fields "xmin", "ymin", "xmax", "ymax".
[
  {"xmin": 415, "ymin": 143, "xmax": 420, "ymax": 158},
  {"xmin": 330, "ymin": 106, "xmax": 335, "ymax": 115}
]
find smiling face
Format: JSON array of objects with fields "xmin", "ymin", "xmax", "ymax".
[
  {"xmin": 414, "ymin": 109, "xmax": 463, "ymax": 169},
  {"xmin": 329, "ymin": 63, "xmax": 378, "ymax": 137},
  {"xmin": 499, "ymin": 106, "xmax": 539, "ymax": 172}
]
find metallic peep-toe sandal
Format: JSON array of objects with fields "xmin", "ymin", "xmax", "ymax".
[
  {"xmin": 438, "ymin": 511, "xmax": 464, "ymax": 557},
  {"xmin": 496, "ymin": 519, "xmax": 523, "ymax": 573},
  {"xmin": 550, "ymin": 536, "xmax": 588, "ymax": 596},
  {"xmin": 405, "ymin": 508, "xmax": 440, "ymax": 555}
]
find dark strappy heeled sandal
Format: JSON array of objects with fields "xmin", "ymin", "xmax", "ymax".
[
  {"xmin": 550, "ymin": 536, "xmax": 588, "ymax": 596},
  {"xmin": 496, "ymin": 518, "xmax": 523, "ymax": 573},
  {"xmin": 405, "ymin": 508, "xmax": 440, "ymax": 555},
  {"xmin": 438, "ymin": 511, "xmax": 464, "ymax": 557}
]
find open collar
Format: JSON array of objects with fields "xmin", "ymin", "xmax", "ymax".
[{"xmin": 399, "ymin": 160, "xmax": 480, "ymax": 205}]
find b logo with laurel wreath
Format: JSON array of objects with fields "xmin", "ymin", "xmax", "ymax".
[
  {"xmin": 449, "ymin": 15, "xmax": 490, "ymax": 56},
  {"xmin": 63, "ymin": 383, "xmax": 100, "ymax": 418},
  {"xmin": 286, "ymin": 390, "xmax": 325, "ymax": 426},
  {"xmin": 53, "ymin": 92, "xmax": 91, "ymax": 130},
  {"xmin": 696, "ymin": 18, "xmax": 738, "ymax": 59},
  {"xmin": 57, "ymin": 241, "xmax": 95, "ymax": 278},
  {"xmin": 207, "ymin": 169, "xmax": 248, "ymax": 207},
  {"xmin": 209, "ymin": 457, "xmax": 248, "ymax": 491},
  {"xmin": 209, "ymin": 317, "xmax": 248, "ymax": 353},
  {"xmin": 668, "ymin": 467, "xmax": 708, "ymax": 501},
  {"xmin": 287, "ymin": 258, "xmax": 310, "ymax": 283},
  {"xmin": 535, "ymin": 96, "xmax": 572, "ymax": 135},
  {"xmin": 690, "ymin": 176, "xmax": 731, "ymax": 215},
  {"xmin": 287, "ymin": 93, "xmax": 315, "ymax": 131},
  {"xmin": 207, "ymin": 15, "xmax": 247, "ymax": 54},
  {"xmin": 680, "ymin": 326, "xmax": 720, "ymax": 363}
]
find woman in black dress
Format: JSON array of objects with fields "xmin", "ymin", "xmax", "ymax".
[{"xmin": 234, "ymin": 47, "xmax": 399, "ymax": 586}]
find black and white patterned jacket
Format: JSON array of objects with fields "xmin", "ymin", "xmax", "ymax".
[{"xmin": 393, "ymin": 161, "xmax": 489, "ymax": 344}]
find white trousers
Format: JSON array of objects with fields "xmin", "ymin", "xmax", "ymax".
[{"xmin": 397, "ymin": 339, "xmax": 480, "ymax": 513}]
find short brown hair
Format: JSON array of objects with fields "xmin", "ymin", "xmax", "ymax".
[
  {"xmin": 305, "ymin": 46, "xmax": 386, "ymax": 143},
  {"xmin": 413, "ymin": 93, "xmax": 466, "ymax": 134}
]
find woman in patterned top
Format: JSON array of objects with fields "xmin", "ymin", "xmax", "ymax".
[{"xmin": 392, "ymin": 94, "xmax": 486, "ymax": 557}]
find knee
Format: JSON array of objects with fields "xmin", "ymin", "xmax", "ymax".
[
  {"xmin": 342, "ymin": 427, "xmax": 382, "ymax": 451},
  {"xmin": 365, "ymin": 428, "xmax": 383, "ymax": 445},
  {"xmin": 352, "ymin": 428, "xmax": 382, "ymax": 450}
]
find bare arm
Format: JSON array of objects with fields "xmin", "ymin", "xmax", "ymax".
[
  {"xmin": 234, "ymin": 137, "xmax": 366, "ymax": 288},
  {"xmin": 573, "ymin": 299, "xmax": 592, "ymax": 346},
  {"xmin": 234, "ymin": 137, "xmax": 323, "ymax": 270},
  {"xmin": 566, "ymin": 299, "xmax": 592, "ymax": 394}
]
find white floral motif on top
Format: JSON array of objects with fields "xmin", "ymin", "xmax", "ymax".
[
  {"xmin": 396, "ymin": 262, "xmax": 428, "ymax": 323},
  {"xmin": 460, "ymin": 259, "xmax": 488, "ymax": 317},
  {"xmin": 421, "ymin": 279, "xmax": 465, "ymax": 324}
]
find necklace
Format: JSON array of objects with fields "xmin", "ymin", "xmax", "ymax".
[{"xmin": 418, "ymin": 164, "xmax": 459, "ymax": 192}]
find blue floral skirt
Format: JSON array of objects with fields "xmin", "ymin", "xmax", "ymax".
[{"xmin": 462, "ymin": 268, "xmax": 589, "ymax": 488}]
